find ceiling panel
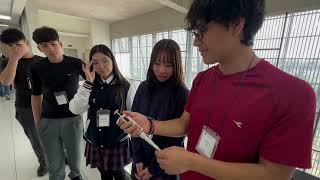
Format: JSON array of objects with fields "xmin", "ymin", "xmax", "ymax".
[
  {"xmin": 0, "ymin": 0, "xmax": 12, "ymax": 16},
  {"xmin": 34, "ymin": 0, "xmax": 165, "ymax": 22}
]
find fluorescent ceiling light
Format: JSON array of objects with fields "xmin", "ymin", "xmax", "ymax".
[
  {"xmin": 0, "ymin": 15, "xmax": 11, "ymax": 20},
  {"xmin": 58, "ymin": 31, "xmax": 89, "ymax": 38},
  {"xmin": 0, "ymin": 24, "xmax": 9, "ymax": 27}
]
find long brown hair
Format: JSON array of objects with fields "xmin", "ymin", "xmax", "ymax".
[
  {"xmin": 146, "ymin": 39, "xmax": 185, "ymax": 98},
  {"xmin": 89, "ymin": 44, "xmax": 127, "ymax": 112},
  {"xmin": 147, "ymin": 39, "xmax": 184, "ymax": 85}
]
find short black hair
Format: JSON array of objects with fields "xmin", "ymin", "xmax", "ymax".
[
  {"xmin": 32, "ymin": 26, "xmax": 59, "ymax": 44},
  {"xmin": 0, "ymin": 28, "xmax": 26, "ymax": 44},
  {"xmin": 186, "ymin": 0, "xmax": 265, "ymax": 46}
]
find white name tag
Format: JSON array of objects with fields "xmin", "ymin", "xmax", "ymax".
[
  {"xmin": 97, "ymin": 109, "xmax": 110, "ymax": 127},
  {"xmin": 196, "ymin": 125, "xmax": 220, "ymax": 159},
  {"xmin": 54, "ymin": 91, "xmax": 68, "ymax": 105}
]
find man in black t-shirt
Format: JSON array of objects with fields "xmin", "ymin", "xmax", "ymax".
[
  {"xmin": 30, "ymin": 26, "xmax": 85, "ymax": 180},
  {"xmin": 0, "ymin": 28, "xmax": 47, "ymax": 176}
]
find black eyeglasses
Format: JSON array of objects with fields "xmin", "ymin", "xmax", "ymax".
[{"xmin": 186, "ymin": 24, "xmax": 208, "ymax": 40}]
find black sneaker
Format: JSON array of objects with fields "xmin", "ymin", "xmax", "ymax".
[
  {"xmin": 37, "ymin": 163, "xmax": 48, "ymax": 177},
  {"xmin": 71, "ymin": 176, "xmax": 83, "ymax": 180}
]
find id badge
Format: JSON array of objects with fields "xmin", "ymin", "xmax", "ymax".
[
  {"xmin": 54, "ymin": 91, "xmax": 68, "ymax": 105},
  {"xmin": 96, "ymin": 109, "xmax": 110, "ymax": 127},
  {"xmin": 196, "ymin": 125, "xmax": 220, "ymax": 159}
]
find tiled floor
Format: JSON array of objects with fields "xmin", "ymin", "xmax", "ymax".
[{"xmin": 0, "ymin": 94, "xmax": 130, "ymax": 180}]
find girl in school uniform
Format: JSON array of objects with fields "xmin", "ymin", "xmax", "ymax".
[{"xmin": 69, "ymin": 44, "xmax": 134, "ymax": 180}]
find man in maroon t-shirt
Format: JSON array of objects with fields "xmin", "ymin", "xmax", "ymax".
[{"xmin": 118, "ymin": 0, "xmax": 316, "ymax": 179}]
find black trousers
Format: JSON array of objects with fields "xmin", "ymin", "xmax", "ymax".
[{"xmin": 15, "ymin": 107, "xmax": 46, "ymax": 165}]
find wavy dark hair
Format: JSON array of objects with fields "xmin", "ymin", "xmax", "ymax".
[
  {"xmin": 0, "ymin": 28, "xmax": 26, "ymax": 44},
  {"xmin": 89, "ymin": 44, "xmax": 127, "ymax": 112},
  {"xmin": 186, "ymin": 0, "xmax": 265, "ymax": 46}
]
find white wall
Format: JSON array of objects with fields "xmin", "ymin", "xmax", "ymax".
[
  {"xmin": 25, "ymin": 7, "xmax": 92, "ymax": 57},
  {"xmin": 37, "ymin": 10, "xmax": 111, "ymax": 60},
  {"xmin": 24, "ymin": 0, "xmax": 42, "ymax": 56},
  {"xmin": 60, "ymin": 35, "xmax": 89, "ymax": 61},
  {"xmin": 90, "ymin": 20, "xmax": 111, "ymax": 47},
  {"xmin": 38, "ymin": 10, "xmax": 90, "ymax": 35},
  {"xmin": 27, "ymin": 8, "xmax": 92, "ymax": 57}
]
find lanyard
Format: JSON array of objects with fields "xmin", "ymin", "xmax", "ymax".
[{"xmin": 206, "ymin": 54, "xmax": 256, "ymax": 133}]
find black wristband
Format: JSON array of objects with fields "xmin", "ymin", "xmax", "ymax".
[{"xmin": 146, "ymin": 116, "xmax": 155, "ymax": 135}]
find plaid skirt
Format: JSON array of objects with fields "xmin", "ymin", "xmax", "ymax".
[{"xmin": 85, "ymin": 139, "xmax": 132, "ymax": 172}]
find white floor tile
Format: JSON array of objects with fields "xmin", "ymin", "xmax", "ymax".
[{"xmin": 0, "ymin": 96, "xmax": 101, "ymax": 180}]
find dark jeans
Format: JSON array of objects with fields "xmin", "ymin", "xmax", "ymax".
[
  {"xmin": 15, "ymin": 107, "xmax": 45, "ymax": 165},
  {"xmin": 0, "ymin": 84, "xmax": 10, "ymax": 97}
]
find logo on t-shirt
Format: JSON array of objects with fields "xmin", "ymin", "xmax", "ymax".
[{"xmin": 233, "ymin": 120, "xmax": 243, "ymax": 128}]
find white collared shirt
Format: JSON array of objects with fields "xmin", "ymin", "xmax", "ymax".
[{"xmin": 101, "ymin": 74, "xmax": 114, "ymax": 84}]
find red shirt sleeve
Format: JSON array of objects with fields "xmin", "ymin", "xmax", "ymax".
[
  {"xmin": 260, "ymin": 81, "xmax": 316, "ymax": 168},
  {"xmin": 185, "ymin": 72, "xmax": 204, "ymax": 113}
]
